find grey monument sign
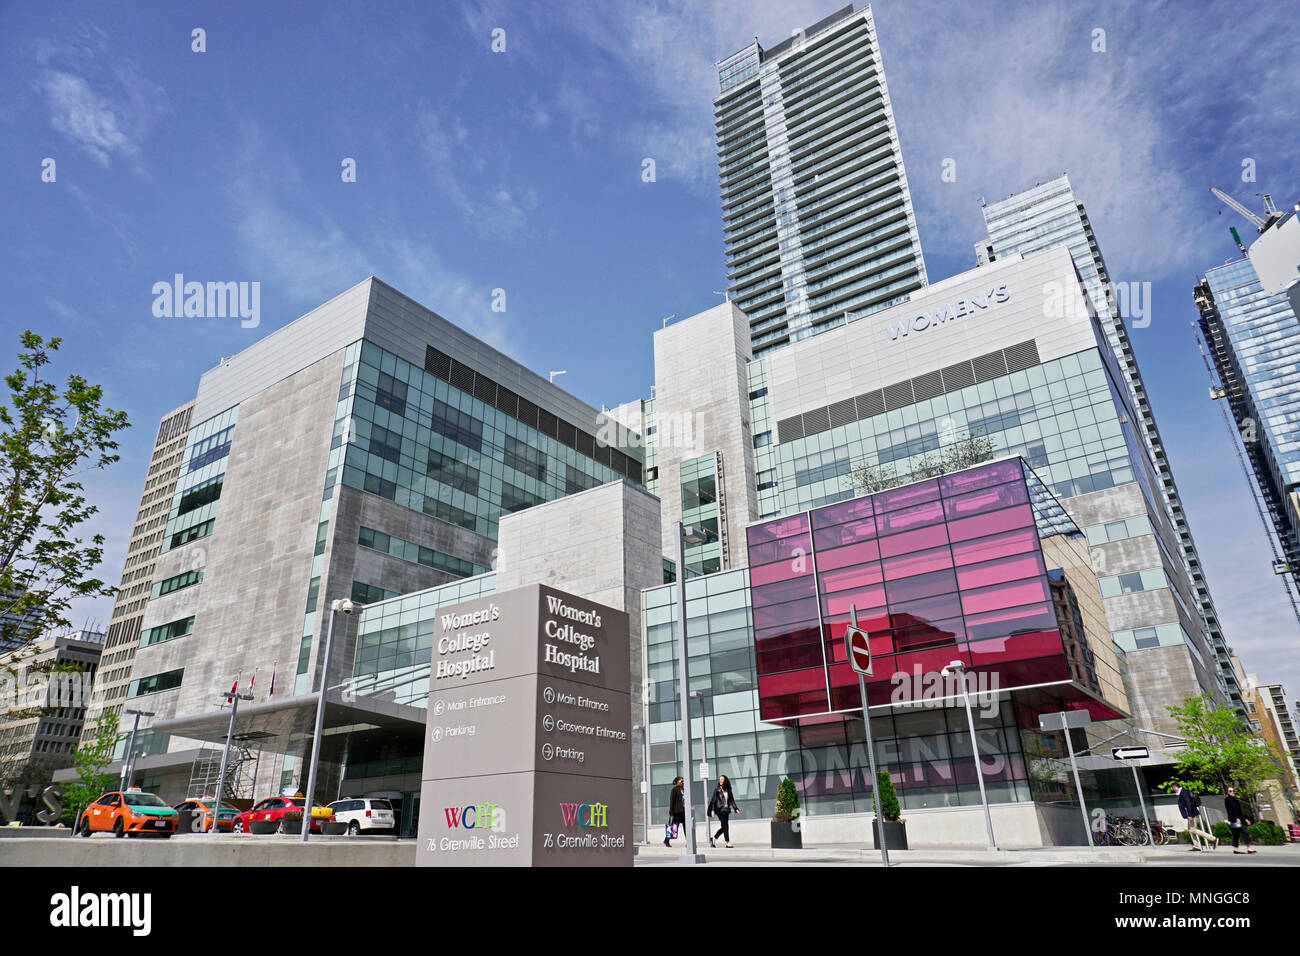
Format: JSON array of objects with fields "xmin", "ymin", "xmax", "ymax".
[{"xmin": 416, "ymin": 583, "xmax": 633, "ymax": 866}]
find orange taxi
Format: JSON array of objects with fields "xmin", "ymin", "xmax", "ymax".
[{"xmin": 78, "ymin": 788, "xmax": 178, "ymax": 838}]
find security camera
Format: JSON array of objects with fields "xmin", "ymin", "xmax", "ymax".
[
  {"xmin": 940, "ymin": 659, "xmax": 964, "ymax": 677},
  {"xmin": 334, "ymin": 599, "xmax": 356, "ymax": 615}
]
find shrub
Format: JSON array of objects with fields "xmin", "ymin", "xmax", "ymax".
[
  {"xmin": 773, "ymin": 778, "xmax": 799, "ymax": 823},
  {"xmin": 1250, "ymin": 821, "xmax": 1286, "ymax": 845},
  {"xmin": 876, "ymin": 770, "xmax": 901, "ymax": 822}
]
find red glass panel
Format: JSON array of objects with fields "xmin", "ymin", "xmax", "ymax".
[
  {"xmin": 823, "ymin": 584, "xmax": 886, "ymax": 618},
  {"xmin": 748, "ymin": 531, "xmax": 812, "ymax": 567},
  {"xmin": 950, "ymin": 527, "xmax": 1039, "ymax": 566},
  {"xmin": 747, "ymin": 514, "xmax": 808, "ymax": 547},
  {"xmin": 877, "ymin": 499, "xmax": 945, "ymax": 536},
  {"xmin": 876, "ymin": 479, "xmax": 940, "ymax": 512},
  {"xmin": 752, "ymin": 597, "xmax": 819, "ymax": 631},
  {"xmin": 813, "ymin": 518, "xmax": 878, "ymax": 551},
  {"xmin": 811, "ymin": 495, "xmax": 874, "ymax": 528},
  {"xmin": 955, "ymin": 552, "xmax": 1046, "ymax": 591},
  {"xmin": 943, "ymin": 479, "xmax": 1030, "ymax": 521},
  {"xmin": 964, "ymin": 603, "xmax": 1058, "ymax": 641},
  {"xmin": 754, "ymin": 620, "xmax": 820, "ymax": 644},
  {"xmin": 749, "ymin": 558, "xmax": 813, "ymax": 587},
  {"xmin": 822, "ymin": 610, "xmax": 891, "ymax": 638},
  {"xmin": 965, "ymin": 629, "xmax": 1064, "ymax": 666},
  {"xmin": 757, "ymin": 643, "xmax": 826, "ymax": 675},
  {"xmin": 881, "ymin": 545, "xmax": 954, "ymax": 580},
  {"xmin": 961, "ymin": 578, "xmax": 1050, "ymax": 615},
  {"xmin": 892, "ymin": 614, "xmax": 966, "ymax": 652},
  {"xmin": 819, "ymin": 562, "xmax": 884, "ymax": 593},
  {"xmin": 939, "ymin": 459, "xmax": 1023, "ymax": 496},
  {"xmin": 751, "ymin": 575, "xmax": 817, "ymax": 609},
  {"xmin": 815, "ymin": 539, "xmax": 882, "ymax": 570},
  {"xmin": 888, "ymin": 592, "xmax": 963, "ymax": 629},
  {"xmin": 946, "ymin": 503, "xmax": 1034, "ymax": 543},
  {"xmin": 878, "ymin": 523, "xmax": 950, "ymax": 558},
  {"xmin": 884, "ymin": 568, "xmax": 958, "ymax": 605}
]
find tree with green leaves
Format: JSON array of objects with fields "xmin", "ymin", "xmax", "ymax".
[
  {"xmin": 847, "ymin": 431, "xmax": 998, "ymax": 495},
  {"xmin": 875, "ymin": 769, "xmax": 901, "ymax": 822},
  {"xmin": 772, "ymin": 777, "xmax": 800, "ymax": 822},
  {"xmin": 0, "ymin": 331, "xmax": 129, "ymax": 650},
  {"xmin": 1163, "ymin": 695, "xmax": 1287, "ymax": 798},
  {"xmin": 62, "ymin": 708, "xmax": 120, "ymax": 827}
]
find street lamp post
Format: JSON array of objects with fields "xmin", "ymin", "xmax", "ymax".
[
  {"xmin": 675, "ymin": 522, "xmax": 708, "ymax": 864},
  {"xmin": 119, "ymin": 708, "xmax": 154, "ymax": 789},
  {"xmin": 301, "ymin": 598, "xmax": 354, "ymax": 843},
  {"xmin": 691, "ymin": 690, "xmax": 711, "ymax": 841},
  {"xmin": 212, "ymin": 689, "xmax": 253, "ymax": 834},
  {"xmin": 943, "ymin": 660, "xmax": 998, "ymax": 851}
]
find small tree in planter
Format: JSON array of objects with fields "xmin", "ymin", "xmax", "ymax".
[
  {"xmin": 771, "ymin": 777, "xmax": 803, "ymax": 849},
  {"xmin": 872, "ymin": 770, "xmax": 908, "ymax": 850}
]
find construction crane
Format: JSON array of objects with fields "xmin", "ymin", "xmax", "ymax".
[
  {"xmin": 1190, "ymin": 321, "xmax": 1300, "ymax": 631},
  {"xmin": 1210, "ymin": 186, "xmax": 1283, "ymax": 233}
]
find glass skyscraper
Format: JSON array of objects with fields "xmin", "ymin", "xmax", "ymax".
[
  {"xmin": 715, "ymin": 4, "xmax": 927, "ymax": 355},
  {"xmin": 1196, "ymin": 257, "xmax": 1300, "ymax": 590},
  {"xmin": 977, "ymin": 174, "xmax": 1242, "ymax": 711}
]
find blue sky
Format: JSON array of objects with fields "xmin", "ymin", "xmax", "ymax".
[{"xmin": 2, "ymin": 0, "xmax": 1298, "ymax": 698}]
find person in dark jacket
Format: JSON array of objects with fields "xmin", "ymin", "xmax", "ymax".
[
  {"xmin": 1173, "ymin": 784, "xmax": 1216, "ymax": 850},
  {"xmin": 708, "ymin": 775, "xmax": 740, "ymax": 848},
  {"xmin": 1224, "ymin": 787, "xmax": 1256, "ymax": 854},
  {"xmin": 664, "ymin": 777, "xmax": 686, "ymax": 847}
]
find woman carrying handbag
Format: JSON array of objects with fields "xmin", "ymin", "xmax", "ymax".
[
  {"xmin": 664, "ymin": 777, "xmax": 686, "ymax": 847},
  {"xmin": 708, "ymin": 775, "xmax": 740, "ymax": 848}
]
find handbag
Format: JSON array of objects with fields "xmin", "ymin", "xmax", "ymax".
[{"xmin": 664, "ymin": 821, "xmax": 680, "ymax": 840}]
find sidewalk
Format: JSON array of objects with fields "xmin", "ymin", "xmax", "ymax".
[{"xmin": 633, "ymin": 842, "xmax": 1300, "ymax": 866}]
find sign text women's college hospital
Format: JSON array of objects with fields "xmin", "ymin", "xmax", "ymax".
[{"xmin": 416, "ymin": 584, "xmax": 633, "ymax": 867}]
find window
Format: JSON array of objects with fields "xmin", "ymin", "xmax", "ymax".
[
  {"xmin": 152, "ymin": 569, "xmax": 203, "ymax": 598},
  {"xmin": 375, "ymin": 372, "xmax": 408, "ymax": 417},
  {"xmin": 1133, "ymin": 627, "xmax": 1160, "ymax": 649},
  {"xmin": 368, "ymin": 425, "xmax": 403, "ymax": 464},
  {"xmin": 501, "ymin": 482, "xmax": 543, "ymax": 514},
  {"xmin": 128, "ymin": 668, "xmax": 184, "ymax": 697},
  {"xmin": 169, "ymin": 518, "xmax": 214, "ymax": 549},
  {"xmin": 176, "ymin": 476, "xmax": 223, "ymax": 516},
  {"xmin": 186, "ymin": 426, "xmax": 234, "ymax": 472},
  {"xmin": 431, "ymin": 399, "xmax": 483, "ymax": 451},
  {"xmin": 351, "ymin": 581, "xmax": 398, "ymax": 604},
  {"xmin": 428, "ymin": 449, "xmax": 479, "ymax": 495},
  {"xmin": 1099, "ymin": 567, "xmax": 1167, "ymax": 597},
  {"xmin": 505, "ymin": 436, "xmax": 546, "ymax": 481},
  {"xmin": 142, "ymin": 616, "xmax": 195, "ymax": 647}
]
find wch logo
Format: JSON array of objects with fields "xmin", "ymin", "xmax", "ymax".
[
  {"xmin": 152, "ymin": 274, "xmax": 260, "ymax": 328},
  {"xmin": 49, "ymin": 886, "xmax": 152, "ymax": 937},
  {"xmin": 559, "ymin": 802, "xmax": 609, "ymax": 827},
  {"xmin": 443, "ymin": 803, "xmax": 507, "ymax": 831}
]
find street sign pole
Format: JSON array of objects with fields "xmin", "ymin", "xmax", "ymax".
[
  {"xmin": 1063, "ymin": 722, "xmax": 1094, "ymax": 848},
  {"xmin": 1130, "ymin": 762, "xmax": 1151, "ymax": 844},
  {"xmin": 847, "ymin": 605, "xmax": 888, "ymax": 868},
  {"xmin": 1112, "ymin": 747, "xmax": 1153, "ymax": 845}
]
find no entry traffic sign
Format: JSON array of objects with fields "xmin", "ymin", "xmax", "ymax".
[{"xmin": 845, "ymin": 625, "xmax": 872, "ymax": 676}]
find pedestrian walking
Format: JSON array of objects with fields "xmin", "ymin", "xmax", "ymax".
[
  {"xmin": 707, "ymin": 774, "xmax": 740, "ymax": 848},
  {"xmin": 1224, "ymin": 787, "xmax": 1257, "ymax": 854},
  {"xmin": 664, "ymin": 776, "xmax": 686, "ymax": 847},
  {"xmin": 1173, "ymin": 783, "xmax": 1216, "ymax": 850}
]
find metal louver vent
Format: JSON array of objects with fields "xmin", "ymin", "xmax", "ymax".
[
  {"xmin": 856, "ymin": 390, "xmax": 884, "ymax": 417},
  {"xmin": 972, "ymin": 351, "xmax": 1007, "ymax": 383},
  {"xmin": 777, "ymin": 416, "xmax": 805, "ymax": 443},
  {"xmin": 911, "ymin": 370, "xmax": 943, "ymax": 401},
  {"xmin": 940, "ymin": 361, "xmax": 975, "ymax": 391},
  {"xmin": 802, "ymin": 406, "xmax": 830, "ymax": 434},
  {"xmin": 827, "ymin": 397, "xmax": 857, "ymax": 428},
  {"xmin": 448, "ymin": 360, "xmax": 475, "ymax": 394},
  {"xmin": 472, "ymin": 375, "xmax": 496, "ymax": 405},
  {"xmin": 1004, "ymin": 340, "xmax": 1040, "ymax": 372},
  {"xmin": 424, "ymin": 346, "xmax": 452, "ymax": 381},
  {"xmin": 882, "ymin": 380, "xmax": 914, "ymax": 410}
]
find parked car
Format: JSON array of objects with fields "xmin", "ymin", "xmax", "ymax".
[
  {"xmin": 327, "ymin": 797, "xmax": 396, "ymax": 835},
  {"xmin": 230, "ymin": 795, "xmax": 333, "ymax": 834},
  {"xmin": 173, "ymin": 796, "xmax": 241, "ymax": 832},
  {"xmin": 78, "ymin": 788, "xmax": 177, "ymax": 838}
]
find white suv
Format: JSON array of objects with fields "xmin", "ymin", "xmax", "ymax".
[{"xmin": 327, "ymin": 797, "xmax": 396, "ymax": 835}]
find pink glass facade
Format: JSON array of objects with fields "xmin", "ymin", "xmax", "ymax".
[{"xmin": 746, "ymin": 459, "xmax": 1115, "ymax": 723}]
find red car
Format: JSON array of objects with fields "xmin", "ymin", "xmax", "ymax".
[{"xmin": 230, "ymin": 795, "xmax": 332, "ymax": 834}]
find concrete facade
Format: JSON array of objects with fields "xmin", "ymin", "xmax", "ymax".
[{"xmin": 651, "ymin": 302, "xmax": 758, "ymax": 569}]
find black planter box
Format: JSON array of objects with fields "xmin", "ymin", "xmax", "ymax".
[
  {"xmin": 771, "ymin": 820, "xmax": 803, "ymax": 849},
  {"xmin": 322, "ymin": 821, "xmax": 347, "ymax": 835},
  {"xmin": 278, "ymin": 819, "xmax": 304, "ymax": 834},
  {"xmin": 872, "ymin": 820, "xmax": 908, "ymax": 851},
  {"xmin": 249, "ymin": 820, "xmax": 278, "ymax": 835}
]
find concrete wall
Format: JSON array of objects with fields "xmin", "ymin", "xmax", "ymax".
[{"xmin": 652, "ymin": 302, "xmax": 758, "ymax": 569}]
